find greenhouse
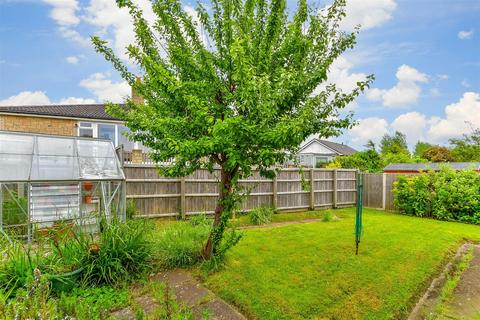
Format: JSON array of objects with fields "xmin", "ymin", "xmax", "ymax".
[{"xmin": 0, "ymin": 131, "xmax": 126, "ymax": 241}]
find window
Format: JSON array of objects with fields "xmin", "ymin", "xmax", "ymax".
[
  {"xmin": 79, "ymin": 122, "xmax": 94, "ymax": 138},
  {"xmin": 98, "ymin": 124, "xmax": 116, "ymax": 143}
]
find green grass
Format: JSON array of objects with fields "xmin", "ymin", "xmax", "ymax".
[
  {"xmin": 234, "ymin": 209, "xmax": 341, "ymax": 226},
  {"xmin": 201, "ymin": 208, "xmax": 480, "ymax": 320}
]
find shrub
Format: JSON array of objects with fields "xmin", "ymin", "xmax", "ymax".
[
  {"xmin": 249, "ymin": 206, "xmax": 276, "ymax": 225},
  {"xmin": 154, "ymin": 221, "xmax": 210, "ymax": 268},
  {"xmin": 393, "ymin": 167, "xmax": 480, "ymax": 224}
]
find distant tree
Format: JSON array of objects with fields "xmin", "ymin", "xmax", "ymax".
[
  {"xmin": 92, "ymin": 0, "xmax": 372, "ymax": 259},
  {"xmin": 450, "ymin": 128, "xmax": 480, "ymax": 162},
  {"xmin": 414, "ymin": 141, "xmax": 432, "ymax": 158},
  {"xmin": 422, "ymin": 146, "xmax": 455, "ymax": 162},
  {"xmin": 380, "ymin": 131, "xmax": 409, "ymax": 155},
  {"xmin": 327, "ymin": 140, "xmax": 382, "ymax": 172}
]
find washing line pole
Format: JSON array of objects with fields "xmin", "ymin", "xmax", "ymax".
[{"xmin": 355, "ymin": 172, "xmax": 363, "ymax": 256}]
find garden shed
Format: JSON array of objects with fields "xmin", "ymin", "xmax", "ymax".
[{"xmin": 0, "ymin": 131, "xmax": 126, "ymax": 240}]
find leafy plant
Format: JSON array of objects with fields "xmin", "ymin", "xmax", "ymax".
[
  {"xmin": 249, "ymin": 207, "xmax": 276, "ymax": 225},
  {"xmin": 0, "ymin": 269, "xmax": 61, "ymax": 319},
  {"xmin": 79, "ymin": 219, "xmax": 154, "ymax": 286}
]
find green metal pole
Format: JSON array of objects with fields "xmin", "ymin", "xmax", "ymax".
[{"xmin": 355, "ymin": 173, "xmax": 363, "ymax": 255}]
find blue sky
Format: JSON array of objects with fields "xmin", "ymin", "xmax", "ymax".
[{"xmin": 0, "ymin": 0, "xmax": 479, "ymax": 150}]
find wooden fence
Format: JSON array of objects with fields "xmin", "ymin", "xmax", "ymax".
[
  {"xmin": 124, "ymin": 165, "xmax": 357, "ymax": 218},
  {"xmin": 361, "ymin": 173, "xmax": 408, "ymax": 211}
]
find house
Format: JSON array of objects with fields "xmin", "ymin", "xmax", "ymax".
[
  {"xmin": 296, "ymin": 138, "xmax": 357, "ymax": 167},
  {"xmin": 0, "ymin": 103, "xmax": 134, "ymax": 147},
  {"xmin": 383, "ymin": 162, "xmax": 480, "ymax": 174}
]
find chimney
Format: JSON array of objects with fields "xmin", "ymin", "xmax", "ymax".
[{"xmin": 131, "ymin": 76, "xmax": 144, "ymax": 104}]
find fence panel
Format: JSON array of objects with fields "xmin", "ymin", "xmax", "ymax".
[
  {"xmin": 362, "ymin": 173, "xmax": 384, "ymax": 209},
  {"xmin": 124, "ymin": 166, "xmax": 357, "ymax": 218}
]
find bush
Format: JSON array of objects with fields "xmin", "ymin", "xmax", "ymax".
[
  {"xmin": 393, "ymin": 167, "xmax": 480, "ymax": 224},
  {"xmin": 322, "ymin": 211, "xmax": 334, "ymax": 222},
  {"xmin": 249, "ymin": 206, "xmax": 276, "ymax": 225},
  {"xmin": 154, "ymin": 221, "xmax": 210, "ymax": 269}
]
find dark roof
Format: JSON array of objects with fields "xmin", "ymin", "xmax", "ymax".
[
  {"xmin": 0, "ymin": 104, "xmax": 121, "ymax": 121},
  {"xmin": 318, "ymin": 140, "xmax": 357, "ymax": 156},
  {"xmin": 384, "ymin": 162, "xmax": 480, "ymax": 172}
]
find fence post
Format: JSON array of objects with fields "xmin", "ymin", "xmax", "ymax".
[
  {"xmin": 333, "ymin": 169, "xmax": 338, "ymax": 208},
  {"xmin": 309, "ymin": 168, "xmax": 315, "ymax": 210},
  {"xmin": 180, "ymin": 177, "xmax": 186, "ymax": 219},
  {"xmin": 382, "ymin": 173, "xmax": 387, "ymax": 210},
  {"xmin": 272, "ymin": 176, "xmax": 278, "ymax": 209}
]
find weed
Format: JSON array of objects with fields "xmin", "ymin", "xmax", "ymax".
[{"xmin": 249, "ymin": 207, "xmax": 276, "ymax": 225}]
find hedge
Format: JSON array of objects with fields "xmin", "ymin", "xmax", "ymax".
[{"xmin": 393, "ymin": 167, "xmax": 480, "ymax": 224}]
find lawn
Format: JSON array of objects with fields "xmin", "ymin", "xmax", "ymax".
[{"xmin": 202, "ymin": 208, "xmax": 480, "ymax": 320}]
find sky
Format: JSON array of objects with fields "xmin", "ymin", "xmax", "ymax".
[{"xmin": 0, "ymin": 0, "xmax": 479, "ymax": 150}]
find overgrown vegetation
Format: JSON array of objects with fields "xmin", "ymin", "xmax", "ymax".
[
  {"xmin": 154, "ymin": 218, "xmax": 211, "ymax": 269},
  {"xmin": 249, "ymin": 207, "xmax": 276, "ymax": 225},
  {"xmin": 393, "ymin": 167, "xmax": 480, "ymax": 224}
]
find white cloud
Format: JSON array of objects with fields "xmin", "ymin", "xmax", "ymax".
[
  {"xmin": 430, "ymin": 88, "xmax": 441, "ymax": 97},
  {"xmin": 428, "ymin": 92, "xmax": 480, "ymax": 143},
  {"xmin": 83, "ymin": 0, "xmax": 157, "ymax": 60},
  {"xmin": 0, "ymin": 91, "xmax": 51, "ymax": 106},
  {"xmin": 461, "ymin": 79, "xmax": 471, "ymax": 88},
  {"xmin": 340, "ymin": 0, "xmax": 397, "ymax": 31},
  {"xmin": 458, "ymin": 29, "xmax": 474, "ymax": 40},
  {"xmin": 0, "ymin": 91, "xmax": 96, "ymax": 106},
  {"xmin": 349, "ymin": 117, "xmax": 389, "ymax": 145},
  {"xmin": 42, "ymin": 0, "xmax": 80, "ymax": 26},
  {"xmin": 327, "ymin": 57, "xmax": 368, "ymax": 93},
  {"xmin": 66, "ymin": 56, "xmax": 79, "ymax": 64},
  {"xmin": 57, "ymin": 97, "xmax": 96, "ymax": 104},
  {"xmin": 391, "ymin": 112, "xmax": 427, "ymax": 145},
  {"xmin": 366, "ymin": 64, "xmax": 428, "ymax": 108},
  {"xmin": 437, "ymin": 74, "xmax": 449, "ymax": 80},
  {"xmin": 79, "ymin": 72, "xmax": 130, "ymax": 103}
]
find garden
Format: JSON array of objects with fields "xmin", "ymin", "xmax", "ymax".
[{"xmin": 2, "ymin": 202, "xmax": 480, "ymax": 319}]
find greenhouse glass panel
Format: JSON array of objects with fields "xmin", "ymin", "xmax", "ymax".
[
  {"xmin": 37, "ymin": 136, "xmax": 75, "ymax": 156},
  {"xmin": 30, "ymin": 156, "xmax": 79, "ymax": 181},
  {"xmin": 0, "ymin": 132, "xmax": 34, "ymax": 155},
  {"xmin": 79, "ymin": 156, "xmax": 122, "ymax": 179},
  {"xmin": 76, "ymin": 139, "xmax": 115, "ymax": 158},
  {"xmin": 0, "ymin": 153, "xmax": 31, "ymax": 181}
]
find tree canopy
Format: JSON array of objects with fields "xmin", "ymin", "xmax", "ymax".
[{"xmin": 92, "ymin": 0, "xmax": 372, "ymax": 258}]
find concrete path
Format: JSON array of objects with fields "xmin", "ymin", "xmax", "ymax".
[
  {"xmin": 444, "ymin": 244, "xmax": 480, "ymax": 319},
  {"xmin": 154, "ymin": 270, "xmax": 246, "ymax": 320}
]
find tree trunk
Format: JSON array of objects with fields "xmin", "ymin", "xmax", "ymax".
[{"xmin": 202, "ymin": 166, "xmax": 234, "ymax": 260}]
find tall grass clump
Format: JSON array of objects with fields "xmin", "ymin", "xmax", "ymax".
[
  {"xmin": 155, "ymin": 219, "xmax": 211, "ymax": 268},
  {"xmin": 249, "ymin": 206, "xmax": 276, "ymax": 225},
  {"xmin": 79, "ymin": 219, "xmax": 154, "ymax": 286}
]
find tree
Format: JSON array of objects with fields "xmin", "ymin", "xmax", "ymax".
[
  {"xmin": 379, "ymin": 131, "xmax": 409, "ymax": 155},
  {"xmin": 449, "ymin": 128, "xmax": 480, "ymax": 161},
  {"xmin": 422, "ymin": 146, "xmax": 454, "ymax": 162},
  {"xmin": 327, "ymin": 149, "xmax": 383, "ymax": 172},
  {"xmin": 92, "ymin": 0, "xmax": 372, "ymax": 259},
  {"xmin": 414, "ymin": 141, "xmax": 432, "ymax": 158}
]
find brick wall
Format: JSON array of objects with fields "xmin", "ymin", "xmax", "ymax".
[{"xmin": 0, "ymin": 114, "xmax": 77, "ymax": 136}]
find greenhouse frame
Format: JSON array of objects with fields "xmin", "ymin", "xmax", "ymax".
[{"xmin": 0, "ymin": 131, "xmax": 126, "ymax": 241}]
